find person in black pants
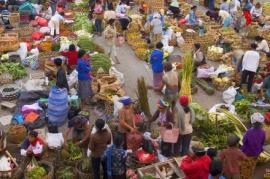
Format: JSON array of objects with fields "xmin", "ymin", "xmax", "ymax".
[{"xmin": 240, "ymin": 43, "xmax": 260, "ymax": 92}]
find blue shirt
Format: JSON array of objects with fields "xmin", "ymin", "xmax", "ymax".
[
  {"xmin": 188, "ymin": 10, "xmax": 197, "ymax": 25},
  {"xmin": 150, "ymin": 49, "xmax": 164, "ymax": 73},
  {"xmin": 76, "ymin": 59, "xmax": 91, "ymax": 81}
]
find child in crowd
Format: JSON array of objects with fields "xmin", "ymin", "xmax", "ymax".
[{"xmin": 208, "ymin": 160, "xmax": 226, "ymax": 179}]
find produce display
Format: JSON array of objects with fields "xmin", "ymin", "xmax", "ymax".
[
  {"xmin": 61, "ymin": 142, "xmax": 82, "ymax": 161},
  {"xmin": 72, "ymin": 13, "xmax": 93, "ymax": 33},
  {"xmin": 26, "ymin": 158, "xmax": 47, "ymax": 179},
  {"xmin": 207, "ymin": 46, "xmax": 223, "ymax": 61},
  {"xmin": 56, "ymin": 166, "xmax": 75, "ymax": 179},
  {"xmin": 91, "ymin": 53, "xmax": 112, "ymax": 73},
  {"xmin": 179, "ymin": 52, "xmax": 193, "ymax": 101},
  {"xmin": 77, "ymin": 36, "xmax": 104, "ymax": 53},
  {"xmin": 0, "ymin": 62, "xmax": 27, "ymax": 80},
  {"xmin": 213, "ymin": 77, "xmax": 231, "ymax": 91}
]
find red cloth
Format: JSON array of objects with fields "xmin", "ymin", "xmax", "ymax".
[
  {"xmin": 244, "ymin": 11, "xmax": 252, "ymax": 26},
  {"xmin": 179, "ymin": 96, "xmax": 189, "ymax": 106},
  {"xmin": 180, "ymin": 155, "xmax": 211, "ymax": 179},
  {"xmin": 265, "ymin": 112, "xmax": 270, "ymax": 123},
  {"xmin": 61, "ymin": 51, "xmax": 78, "ymax": 66}
]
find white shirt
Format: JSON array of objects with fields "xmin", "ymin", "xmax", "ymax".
[
  {"xmin": 251, "ymin": 6, "xmax": 262, "ymax": 17},
  {"xmin": 242, "ymin": 50, "xmax": 260, "ymax": 72},
  {"xmin": 51, "ymin": 12, "xmax": 64, "ymax": 22},
  {"xmin": 257, "ymin": 40, "xmax": 270, "ymax": 53},
  {"xmin": 219, "ymin": 10, "xmax": 230, "ymax": 21},
  {"xmin": 151, "ymin": 18, "xmax": 162, "ymax": 34}
]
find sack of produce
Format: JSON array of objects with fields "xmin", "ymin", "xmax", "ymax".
[
  {"xmin": 7, "ymin": 124, "xmax": 27, "ymax": 144},
  {"xmin": 31, "ymin": 32, "xmax": 44, "ymax": 40},
  {"xmin": 223, "ymin": 86, "xmax": 237, "ymax": 104},
  {"xmin": 197, "ymin": 66, "xmax": 215, "ymax": 79}
]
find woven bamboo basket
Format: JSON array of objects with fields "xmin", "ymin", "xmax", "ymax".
[
  {"xmin": 9, "ymin": 13, "xmax": 20, "ymax": 26},
  {"xmin": 7, "ymin": 124, "xmax": 27, "ymax": 144},
  {"xmin": 24, "ymin": 161, "xmax": 54, "ymax": 179},
  {"xmin": 207, "ymin": 51, "xmax": 223, "ymax": 61},
  {"xmin": 0, "ymin": 25, "xmax": 4, "ymax": 34},
  {"xmin": 0, "ymin": 33, "xmax": 19, "ymax": 52},
  {"xmin": 39, "ymin": 51, "xmax": 60, "ymax": 69},
  {"xmin": 19, "ymin": 25, "xmax": 33, "ymax": 37}
]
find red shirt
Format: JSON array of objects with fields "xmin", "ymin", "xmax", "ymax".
[
  {"xmin": 61, "ymin": 51, "xmax": 78, "ymax": 66},
  {"xmin": 180, "ymin": 155, "xmax": 211, "ymax": 179},
  {"xmin": 219, "ymin": 147, "xmax": 247, "ymax": 174}
]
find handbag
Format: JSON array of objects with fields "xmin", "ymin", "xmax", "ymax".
[{"xmin": 160, "ymin": 123, "xmax": 179, "ymax": 143}]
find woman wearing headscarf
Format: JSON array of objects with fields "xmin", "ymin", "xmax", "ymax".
[
  {"xmin": 174, "ymin": 96, "xmax": 195, "ymax": 156},
  {"xmin": 219, "ymin": 10, "xmax": 232, "ymax": 27},
  {"xmin": 149, "ymin": 98, "xmax": 174, "ymax": 157},
  {"xmin": 240, "ymin": 113, "xmax": 266, "ymax": 179},
  {"xmin": 118, "ymin": 96, "xmax": 136, "ymax": 149}
]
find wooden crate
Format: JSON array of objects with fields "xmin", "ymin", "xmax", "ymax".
[{"xmin": 137, "ymin": 158, "xmax": 185, "ymax": 179}]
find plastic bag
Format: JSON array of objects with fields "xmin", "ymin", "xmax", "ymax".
[
  {"xmin": 223, "ymin": 86, "xmax": 238, "ymax": 104},
  {"xmin": 46, "ymin": 133, "xmax": 64, "ymax": 149},
  {"xmin": 136, "ymin": 149, "xmax": 156, "ymax": 164},
  {"xmin": 176, "ymin": 32, "xmax": 185, "ymax": 47},
  {"xmin": 31, "ymin": 31, "xmax": 44, "ymax": 40},
  {"xmin": 113, "ymin": 95, "xmax": 123, "ymax": 117},
  {"xmin": 109, "ymin": 67, "xmax": 124, "ymax": 85},
  {"xmin": 37, "ymin": 17, "xmax": 48, "ymax": 27},
  {"xmin": 40, "ymin": 27, "xmax": 50, "ymax": 34},
  {"xmin": 209, "ymin": 103, "xmax": 236, "ymax": 114},
  {"xmin": 197, "ymin": 66, "xmax": 215, "ymax": 79}
]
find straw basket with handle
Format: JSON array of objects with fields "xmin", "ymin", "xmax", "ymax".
[{"xmin": 160, "ymin": 123, "xmax": 180, "ymax": 143}]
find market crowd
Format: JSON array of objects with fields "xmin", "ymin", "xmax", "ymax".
[{"xmin": 0, "ymin": 0, "xmax": 270, "ymax": 178}]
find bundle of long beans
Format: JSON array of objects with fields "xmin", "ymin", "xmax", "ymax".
[
  {"xmin": 179, "ymin": 52, "xmax": 193, "ymax": 102},
  {"xmin": 137, "ymin": 77, "xmax": 151, "ymax": 118}
]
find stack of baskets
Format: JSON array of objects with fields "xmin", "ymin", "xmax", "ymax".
[
  {"xmin": 0, "ymin": 33, "xmax": 20, "ymax": 52},
  {"xmin": 195, "ymin": 33, "xmax": 216, "ymax": 53},
  {"xmin": 146, "ymin": 0, "xmax": 164, "ymax": 12},
  {"xmin": 181, "ymin": 29, "xmax": 198, "ymax": 51}
]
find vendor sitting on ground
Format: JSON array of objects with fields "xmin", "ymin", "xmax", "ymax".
[
  {"xmin": 21, "ymin": 131, "xmax": 45, "ymax": 158},
  {"xmin": 61, "ymin": 44, "xmax": 78, "ymax": 72},
  {"xmin": 206, "ymin": 9, "xmax": 221, "ymax": 22},
  {"xmin": 251, "ymin": 2, "xmax": 262, "ymax": 20},
  {"xmin": 255, "ymin": 36, "xmax": 270, "ymax": 54},
  {"xmin": 219, "ymin": 10, "xmax": 232, "ymax": 27},
  {"xmin": 186, "ymin": 6, "xmax": 198, "ymax": 26},
  {"xmin": 193, "ymin": 43, "xmax": 206, "ymax": 67},
  {"xmin": 64, "ymin": 111, "xmax": 91, "ymax": 147}
]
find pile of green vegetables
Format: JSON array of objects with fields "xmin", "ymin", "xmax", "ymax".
[
  {"xmin": 91, "ymin": 53, "xmax": 112, "ymax": 73},
  {"xmin": 193, "ymin": 115, "xmax": 236, "ymax": 149},
  {"xmin": 77, "ymin": 36, "xmax": 104, "ymax": 53},
  {"xmin": 70, "ymin": 0, "xmax": 88, "ymax": 9},
  {"xmin": 0, "ymin": 62, "xmax": 27, "ymax": 80},
  {"xmin": 61, "ymin": 142, "xmax": 82, "ymax": 161},
  {"xmin": 72, "ymin": 13, "xmax": 93, "ymax": 33},
  {"xmin": 190, "ymin": 102, "xmax": 208, "ymax": 120},
  {"xmin": 56, "ymin": 166, "xmax": 75, "ymax": 179},
  {"xmin": 26, "ymin": 166, "xmax": 47, "ymax": 179}
]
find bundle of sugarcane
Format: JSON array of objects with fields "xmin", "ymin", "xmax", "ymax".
[
  {"xmin": 179, "ymin": 52, "xmax": 193, "ymax": 102},
  {"xmin": 137, "ymin": 77, "xmax": 151, "ymax": 118}
]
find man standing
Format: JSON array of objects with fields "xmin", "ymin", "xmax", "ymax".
[
  {"xmin": 150, "ymin": 42, "xmax": 164, "ymax": 89},
  {"xmin": 241, "ymin": 43, "xmax": 260, "ymax": 92}
]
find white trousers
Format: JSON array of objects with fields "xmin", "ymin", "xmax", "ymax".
[
  {"xmin": 49, "ymin": 19, "xmax": 60, "ymax": 36},
  {"xmin": 108, "ymin": 44, "xmax": 117, "ymax": 57}
]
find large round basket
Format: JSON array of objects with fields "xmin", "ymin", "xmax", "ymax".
[
  {"xmin": 0, "ymin": 84, "xmax": 21, "ymax": 101},
  {"xmin": 76, "ymin": 160, "xmax": 92, "ymax": 179},
  {"xmin": 0, "ymin": 164, "xmax": 23, "ymax": 179},
  {"xmin": 19, "ymin": 25, "xmax": 33, "ymax": 37},
  {"xmin": 24, "ymin": 161, "xmax": 54, "ymax": 179},
  {"xmin": 7, "ymin": 124, "xmax": 27, "ymax": 144}
]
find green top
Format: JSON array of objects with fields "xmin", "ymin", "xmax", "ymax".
[{"xmin": 170, "ymin": 0, "xmax": 179, "ymax": 8}]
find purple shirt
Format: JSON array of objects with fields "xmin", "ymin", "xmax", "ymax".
[{"xmin": 241, "ymin": 128, "xmax": 265, "ymax": 157}]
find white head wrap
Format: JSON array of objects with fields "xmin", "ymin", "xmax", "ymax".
[{"xmin": 251, "ymin": 112, "xmax": 265, "ymax": 124}]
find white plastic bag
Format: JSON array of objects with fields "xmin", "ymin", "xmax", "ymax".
[
  {"xmin": 209, "ymin": 103, "xmax": 236, "ymax": 114},
  {"xmin": 68, "ymin": 70, "xmax": 78, "ymax": 88},
  {"xmin": 46, "ymin": 133, "xmax": 64, "ymax": 149},
  {"xmin": 8, "ymin": 43, "xmax": 28, "ymax": 60},
  {"xmin": 40, "ymin": 27, "xmax": 50, "ymax": 34},
  {"xmin": 223, "ymin": 86, "xmax": 237, "ymax": 104},
  {"xmin": 109, "ymin": 67, "xmax": 124, "ymax": 85},
  {"xmin": 197, "ymin": 66, "xmax": 215, "ymax": 78},
  {"xmin": 113, "ymin": 95, "xmax": 123, "ymax": 117}
]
